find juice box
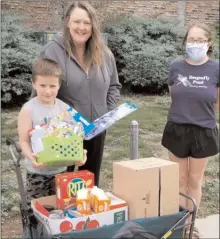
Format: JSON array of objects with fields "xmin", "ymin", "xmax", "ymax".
[
  {"xmin": 90, "ymin": 187, "xmax": 110, "ymax": 213},
  {"xmin": 76, "ymin": 188, "xmax": 91, "ymax": 215},
  {"xmin": 55, "ymin": 170, "xmax": 94, "ymax": 210},
  {"xmin": 92, "ymin": 196, "xmax": 110, "ymax": 213}
]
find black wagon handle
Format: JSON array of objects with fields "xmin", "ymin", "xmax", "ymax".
[
  {"xmin": 6, "ymin": 137, "xmax": 35, "ymax": 238},
  {"xmin": 179, "ymin": 192, "xmax": 197, "ymax": 239},
  {"xmin": 160, "ymin": 192, "xmax": 197, "ymax": 239},
  {"xmin": 6, "ymin": 137, "xmax": 22, "ymax": 166},
  {"xmin": 6, "ymin": 137, "xmax": 22, "ymax": 153}
]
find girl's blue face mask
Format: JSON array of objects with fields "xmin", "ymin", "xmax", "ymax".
[{"xmin": 185, "ymin": 43, "xmax": 209, "ymax": 62}]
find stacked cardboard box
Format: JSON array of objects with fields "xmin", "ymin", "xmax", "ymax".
[{"xmin": 113, "ymin": 157, "xmax": 179, "ymax": 219}]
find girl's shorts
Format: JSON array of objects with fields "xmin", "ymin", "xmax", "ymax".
[{"xmin": 162, "ymin": 121, "xmax": 219, "ymax": 158}]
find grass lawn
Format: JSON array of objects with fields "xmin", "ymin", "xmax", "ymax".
[{"xmin": 1, "ymin": 95, "xmax": 219, "ymax": 220}]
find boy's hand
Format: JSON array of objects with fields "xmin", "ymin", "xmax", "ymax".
[
  {"xmin": 31, "ymin": 153, "xmax": 46, "ymax": 168},
  {"xmin": 75, "ymin": 150, "xmax": 87, "ymax": 167}
]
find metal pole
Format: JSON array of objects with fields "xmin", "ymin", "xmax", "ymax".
[{"xmin": 130, "ymin": 120, "xmax": 139, "ymax": 160}]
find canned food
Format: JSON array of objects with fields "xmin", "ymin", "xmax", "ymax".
[{"xmin": 49, "ymin": 210, "xmax": 65, "ymax": 219}]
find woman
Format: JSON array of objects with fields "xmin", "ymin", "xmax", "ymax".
[
  {"xmin": 162, "ymin": 23, "xmax": 219, "ymax": 238},
  {"xmin": 39, "ymin": 2, "xmax": 121, "ymax": 186}
]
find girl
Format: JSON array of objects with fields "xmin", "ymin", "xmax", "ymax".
[{"xmin": 162, "ymin": 23, "xmax": 219, "ymax": 238}]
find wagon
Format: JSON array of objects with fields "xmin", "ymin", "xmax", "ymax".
[{"xmin": 6, "ymin": 137, "xmax": 197, "ymax": 239}]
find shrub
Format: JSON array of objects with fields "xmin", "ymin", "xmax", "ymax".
[
  {"xmin": 213, "ymin": 23, "xmax": 219, "ymax": 43},
  {"xmin": 104, "ymin": 17, "xmax": 185, "ymax": 94},
  {"xmin": 212, "ymin": 23, "xmax": 219, "ymax": 59},
  {"xmin": 1, "ymin": 12, "xmax": 41, "ymax": 108}
]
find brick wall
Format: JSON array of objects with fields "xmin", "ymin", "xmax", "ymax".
[
  {"xmin": 2, "ymin": 0, "xmax": 219, "ymax": 31},
  {"xmin": 185, "ymin": 1, "xmax": 219, "ymax": 25},
  {"xmin": 103, "ymin": 1, "xmax": 178, "ymax": 18}
]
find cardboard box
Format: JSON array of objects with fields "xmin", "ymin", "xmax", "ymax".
[
  {"xmin": 113, "ymin": 158, "xmax": 179, "ymax": 219},
  {"xmin": 55, "ymin": 170, "xmax": 94, "ymax": 210},
  {"xmin": 31, "ymin": 193, "xmax": 128, "ymax": 235}
]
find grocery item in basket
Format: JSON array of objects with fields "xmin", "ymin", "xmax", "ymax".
[
  {"xmin": 29, "ymin": 106, "xmax": 96, "ymax": 167},
  {"xmin": 30, "ymin": 125, "xmax": 46, "ymax": 153},
  {"xmin": 43, "ymin": 107, "xmax": 95, "ymax": 137},
  {"xmin": 90, "ymin": 186, "xmax": 110, "ymax": 213},
  {"xmin": 85, "ymin": 101, "xmax": 137, "ymax": 140},
  {"xmin": 29, "ymin": 122, "xmax": 84, "ymax": 167},
  {"xmin": 55, "ymin": 170, "xmax": 94, "ymax": 210},
  {"xmin": 66, "ymin": 108, "xmax": 96, "ymax": 136},
  {"xmin": 76, "ymin": 188, "xmax": 91, "ymax": 215},
  {"xmin": 45, "ymin": 117, "xmax": 84, "ymax": 138}
]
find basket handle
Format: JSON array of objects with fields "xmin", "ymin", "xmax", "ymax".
[{"xmin": 49, "ymin": 127, "xmax": 76, "ymax": 138}]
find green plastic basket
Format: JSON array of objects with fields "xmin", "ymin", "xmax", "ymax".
[{"xmin": 37, "ymin": 128, "xmax": 83, "ymax": 167}]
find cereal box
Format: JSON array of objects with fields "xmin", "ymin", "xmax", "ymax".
[{"xmin": 55, "ymin": 170, "xmax": 94, "ymax": 210}]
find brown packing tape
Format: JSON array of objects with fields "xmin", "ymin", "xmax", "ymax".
[{"xmin": 141, "ymin": 190, "xmax": 152, "ymax": 217}]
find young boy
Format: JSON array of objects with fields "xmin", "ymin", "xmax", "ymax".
[{"xmin": 17, "ymin": 58, "xmax": 87, "ymax": 227}]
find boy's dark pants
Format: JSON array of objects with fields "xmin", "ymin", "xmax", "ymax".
[
  {"xmin": 26, "ymin": 173, "xmax": 55, "ymax": 226},
  {"xmin": 67, "ymin": 131, "xmax": 106, "ymax": 186}
]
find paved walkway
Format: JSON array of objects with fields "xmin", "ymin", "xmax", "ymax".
[{"xmin": 195, "ymin": 214, "xmax": 219, "ymax": 238}]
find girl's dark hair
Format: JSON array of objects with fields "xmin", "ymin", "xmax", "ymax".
[{"xmin": 182, "ymin": 23, "xmax": 213, "ymax": 56}]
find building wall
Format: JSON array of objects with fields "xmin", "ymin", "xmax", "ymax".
[{"xmin": 2, "ymin": 0, "xmax": 219, "ymax": 31}]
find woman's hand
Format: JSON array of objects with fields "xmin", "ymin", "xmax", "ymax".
[
  {"xmin": 31, "ymin": 153, "xmax": 46, "ymax": 168},
  {"xmin": 75, "ymin": 150, "xmax": 87, "ymax": 167}
]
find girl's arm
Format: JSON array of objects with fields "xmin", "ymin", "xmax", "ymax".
[{"xmin": 17, "ymin": 107, "xmax": 44, "ymax": 168}]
